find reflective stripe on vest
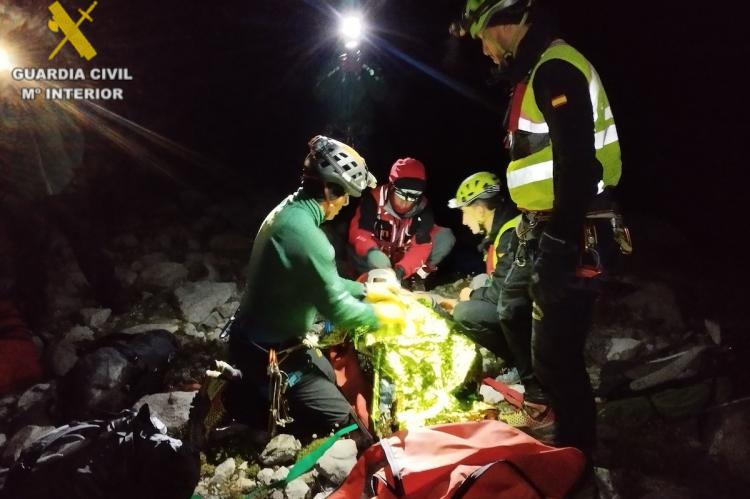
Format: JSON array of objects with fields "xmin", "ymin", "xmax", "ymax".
[
  {"xmin": 508, "ymin": 41, "xmax": 622, "ymax": 211},
  {"xmin": 489, "ymin": 214, "xmax": 521, "ymax": 272}
]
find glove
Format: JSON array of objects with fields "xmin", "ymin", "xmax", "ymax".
[
  {"xmin": 364, "ymin": 280, "xmax": 403, "ymax": 303},
  {"xmin": 530, "ymin": 231, "xmax": 577, "ymax": 305},
  {"xmin": 366, "ymin": 249, "xmax": 392, "ymax": 269}
]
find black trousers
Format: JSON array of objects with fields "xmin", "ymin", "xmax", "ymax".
[
  {"xmin": 227, "ymin": 333, "xmax": 371, "ymax": 446},
  {"xmin": 453, "ymin": 296, "xmax": 515, "ymax": 363},
  {"xmin": 500, "ymin": 235, "xmax": 598, "ymax": 453}
]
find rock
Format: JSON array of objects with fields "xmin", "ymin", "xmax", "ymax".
[
  {"xmin": 0, "ymin": 434, "xmax": 5, "ymax": 449},
  {"xmin": 132, "ymin": 391, "xmax": 195, "ymax": 434},
  {"xmin": 121, "ymin": 323, "xmax": 179, "ymax": 335},
  {"xmin": 285, "ymin": 478, "xmax": 311, "ymax": 499},
  {"xmin": 0, "ymin": 425, "xmax": 55, "ymax": 465},
  {"xmin": 270, "ymin": 491, "xmax": 285, "ymax": 499},
  {"xmin": 260, "ymin": 433, "xmax": 301, "ymax": 466},
  {"xmin": 139, "ymin": 262, "xmax": 188, "ymax": 289},
  {"xmin": 64, "ymin": 325, "xmax": 95, "ymax": 343},
  {"xmin": 174, "ymin": 282, "xmax": 237, "ymax": 323},
  {"xmin": 51, "ymin": 340, "xmax": 78, "ymax": 376},
  {"xmin": 80, "ymin": 308, "xmax": 112, "ymax": 329},
  {"xmin": 619, "ymin": 282, "xmax": 685, "ymax": 332},
  {"xmin": 237, "ymin": 477, "xmax": 256, "ymax": 492},
  {"xmin": 210, "ymin": 457, "xmax": 236, "ymax": 485},
  {"xmin": 201, "ymin": 311, "xmax": 225, "ymax": 329},
  {"xmin": 182, "ymin": 323, "xmax": 205, "ymax": 340},
  {"xmin": 315, "ymin": 439, "xmax": 357, "ymax": 485},
  {"xmin": 606, "ymin": 337, "xmax": 644, "ymax": 361},
  {"xmin": 272, "ymin": 466, "xmax": 289, "ymax": 482},
  {"xmin": 218, "ymin": 301, "xmax": 239, "ymax": 319},
  {"xmin": 256, "ymin": 468, "xmax": 276, "ymax": 486},
  {"xmin": 17, "ymin": 383, "xmax": 52, "ymax": 412},
  {"xmin": 479, "ymin": 384, "xmax": 504, "ymax": 404},
  {"xmin": 312, "ymin": 490, "xmax": 336, "ymax": 499},
  {"xmin": 704, "ymin": 319, "xmax": 721, "ymax": 345},
  {"xmin": 206, "ymin": 328, "xmax": 223, "ymax": 342}
]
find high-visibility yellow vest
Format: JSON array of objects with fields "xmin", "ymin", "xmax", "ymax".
[
  {"xmin": 487, "ymin": 214, "xmax": 521, "ymax": 273},
  {"xmin": 507, "ymin": 41, "xmax": 622, "ymax": 211}
]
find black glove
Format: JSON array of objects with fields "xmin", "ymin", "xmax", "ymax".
[{"xmin": 530, "ymin": 231, "xmax": 578, "ymax": 305}]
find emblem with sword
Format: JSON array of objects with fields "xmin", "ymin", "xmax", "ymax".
[{"xmin": 48, "ymin": 1, "xmax": 98, "ymax": 61}]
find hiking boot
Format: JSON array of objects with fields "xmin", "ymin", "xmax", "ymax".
[
  {"xmin": 495, "ymin": 367, "xmax": 521, "ymax": 385},
  {"xmin": 500, "ymin": 402, "xmax": 556, "ymax": 444}
]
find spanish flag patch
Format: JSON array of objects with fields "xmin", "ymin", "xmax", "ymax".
[{"xmin": 551, "ymin": 94, "xmax": 568, "ymax": 108}]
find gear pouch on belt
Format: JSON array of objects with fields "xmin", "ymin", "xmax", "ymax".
[{"xmin": 578, "ymin": 216, "xmax": 631, "ymax": 278}]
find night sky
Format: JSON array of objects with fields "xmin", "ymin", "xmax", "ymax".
[{"xmin": 3, "ymin": 0, "xmax": 747, "ymax": 313}]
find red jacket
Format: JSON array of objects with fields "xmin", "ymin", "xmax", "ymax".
[{"xmin": 349, "ymin": 184, "xmax": 436, "ymax": 278}]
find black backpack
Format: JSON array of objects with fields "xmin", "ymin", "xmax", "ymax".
[{"xmin": 0, "ymin": 404, "xmax": 200, "ymax": 499}]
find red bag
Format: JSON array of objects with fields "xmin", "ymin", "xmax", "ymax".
[
  {"xmin": 330, "ymin": 420, "xmax": 585, "ymax": 499},
  {"xmin": 0, "ymin": 299, "xmax": 43, "ymax": 396}
]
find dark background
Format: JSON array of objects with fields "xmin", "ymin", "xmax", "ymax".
[{"xmin": 6, "ymin": 0, "xmax": 748, "ymax": 318}]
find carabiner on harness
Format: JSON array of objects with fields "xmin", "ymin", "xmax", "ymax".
[{"xmin": 267, "ymin": 349, "xmax": 294, "ymax": 435}]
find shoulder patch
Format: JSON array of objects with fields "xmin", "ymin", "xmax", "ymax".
[{"xmin": 551, "ymin": 94, "xmax": 568, "ymax": 108}]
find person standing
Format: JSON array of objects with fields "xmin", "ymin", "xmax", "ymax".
[{"xmin": 452, "ymin": 0, "xmax": 624, "ymax": 459}]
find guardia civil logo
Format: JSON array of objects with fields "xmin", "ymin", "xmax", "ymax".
[{"xmin": 48, "ymin": 1, "xmax": 98, "ymax": 61}]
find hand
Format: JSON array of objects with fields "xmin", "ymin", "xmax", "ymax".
[
  {"xmin": 370, "ymin": 301, "xmax": 407, "ymax": 333},
  {"xmin": 458, "ymin": 287, "xmax": 473, "ymax": 302},
  {"xmin": 530, "ymin": 232, "xmax": 577, "ymax": 305},
  {"xmin": 366, "ymin": 249, "xmax": 392, "ymax": 269}
]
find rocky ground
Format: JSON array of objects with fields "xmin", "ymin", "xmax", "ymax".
[{"xmin": 0, "ymin": 188, "xmax": 748, "ymax": 499}]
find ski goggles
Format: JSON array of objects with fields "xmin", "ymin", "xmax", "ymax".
[{"xmin": 393, "ymin": 187, "xmax": 423, "ymax": 202}]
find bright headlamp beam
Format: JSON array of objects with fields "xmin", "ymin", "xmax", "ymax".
[
  {"xmin": 0, "ymin": 45, "xmax": 14, "ymax": 72},
  {"xmin": 339, "ymin": 14, "xmax": 363, "ymax": 43}
]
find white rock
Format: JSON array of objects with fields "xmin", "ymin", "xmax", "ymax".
[
  {"xmin": 0, "ymin": 434, "xmax": 6, "ymax": 449},
  {"xmin": 132, "ymin": 392, "xmax": 196, "ymax": 434},
  {"xmin": 182, "ymin": 323, "xmax": 205, "ymax": 339},
  {"xmin": 315, "ymin": 439, "xmax": 357, "ymax": 485},
  {"xmin": 256, "ymin": 468, "xmax": 276, "ymax": 486},
  {"xmin": 0, "ymin": 395, "xmax": 16, "ymax": 408},
  {"xmin": 270, "ymin": 491, "xmax": 285, "ymax": 499},
  {"xmin": 80, "ymin": 308, "xmax": 112, "ymax": 328},
  {"xmin": 121, "ymin": 323, "xmax": 179, "ymax": 335},
  {"xmin": 705, "ymin": 319, "xmax": 721, "ymax": 345},
  {"xmin": 260, "ymin": 433, "xmax": 302, "ymax": 466},
  {"xmin": 210, "ymin": 457, "xmax": 236, "ymax": 485},
  {"xmin": 17, "ymin": 383, "xmax": 52, "ymax": 412},
  {"xmin": 218, "ymin": 301, "xmax": 239, "ymax": 319},
  {"xmin": 201, "ymin": 311, "xmax": 225, "ymax": 329},
  {"xmin": 285, "ymin": 478, "xmax": 311, "ymax": 499},
  {"xmin": 174, "ymin": 281, "xmax": 237, "ymax": 323},
  {"xmin": 606, "ymin": 337, "xmax": 643, "ymax": 361},
  {"xmin": 237, "ymin": 477, "xmax": 256, "ymax": 492},
  {"xmin": 64, "ymin": 325, "xmax": 95, "ymax": 343},
  {"xmin": 272, "ymin": 466, "xmax": 289, "ymax": 482}
]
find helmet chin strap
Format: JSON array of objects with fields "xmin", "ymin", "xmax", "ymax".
[{"xmin": 495, "ymin": 9, "xmax": 530, "ymax": 73}]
